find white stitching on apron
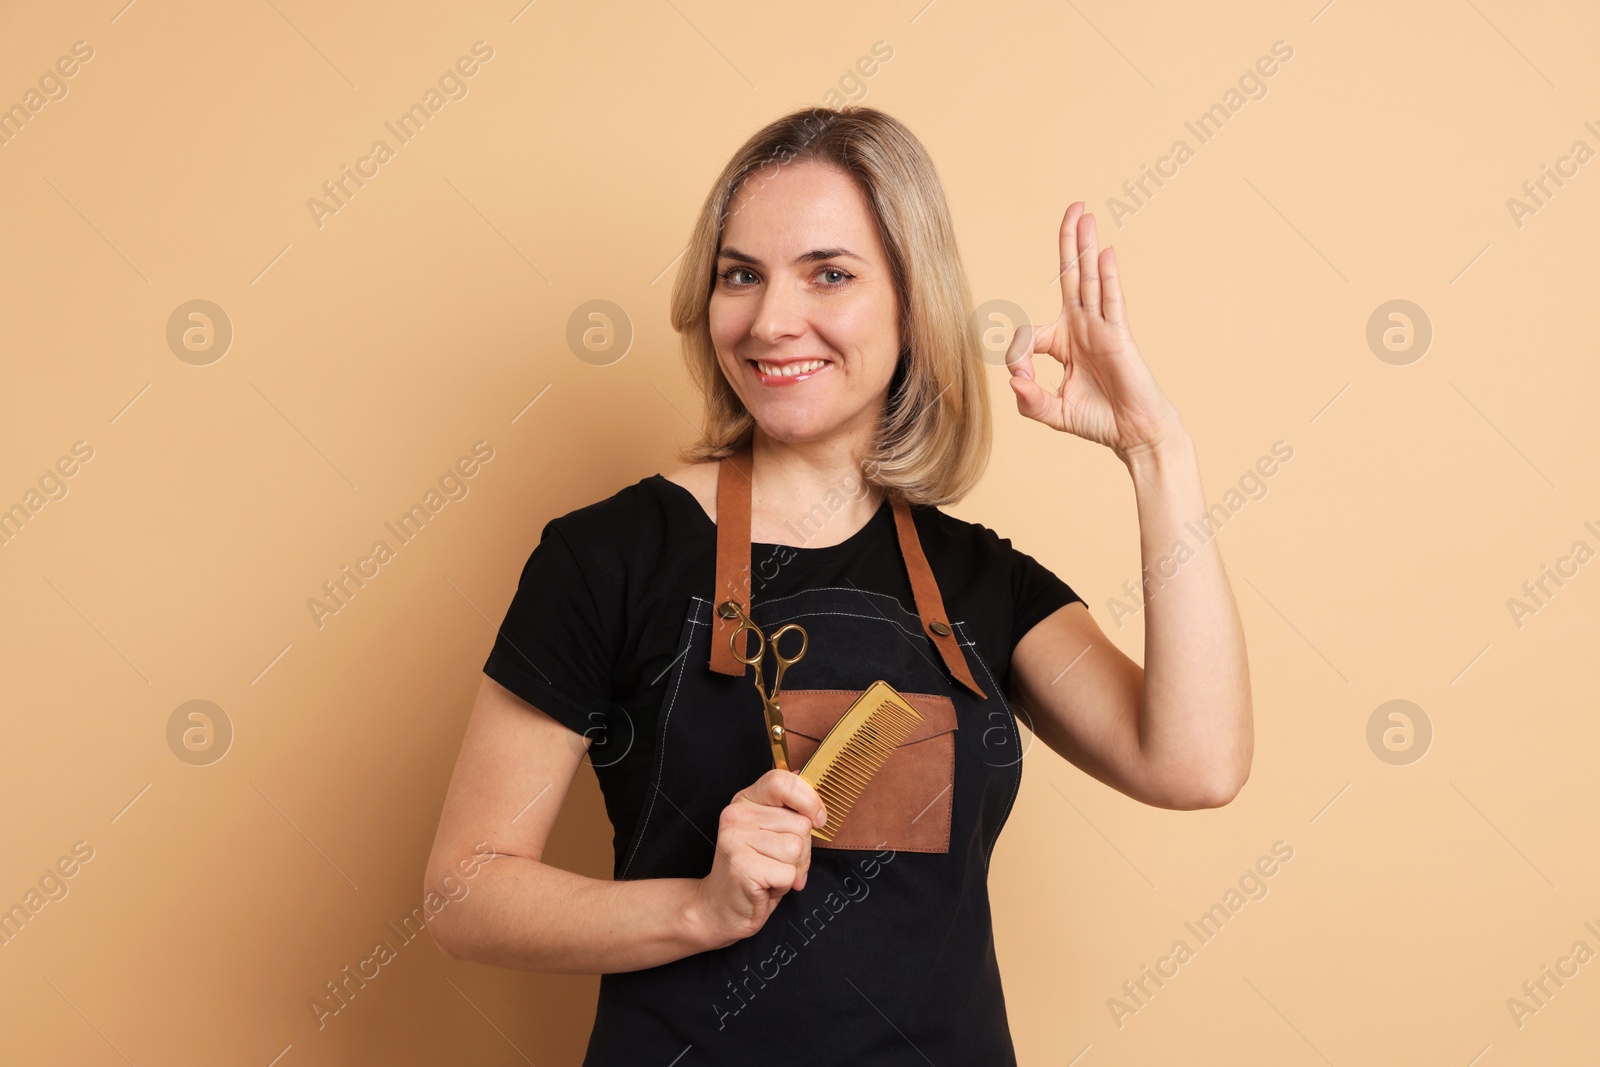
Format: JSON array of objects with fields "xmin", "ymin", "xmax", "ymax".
[
  {"xmin": 953, "ymin": 619, "xmax": 1020, "ymax": 874},
  {"xmin": 620, "ymin": 610, "xmax": 707, "ymax": 880}
]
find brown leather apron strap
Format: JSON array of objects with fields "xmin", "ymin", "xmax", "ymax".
[
  {"xmin": 709, "ymin": 442, "xmax": 987, "ymax": 701},
  {"xmin": 891, "ymin": 499, "xmax": 987, "ymax": 700},
  {"xmin": 710, "ymin": 444, "xmax": 755, "ymax": 677}
]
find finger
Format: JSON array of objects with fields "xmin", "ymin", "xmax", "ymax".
[
  {"xmin": 1030, "ymin": 319, "xmax": 1065, "ymax": 364},
  {"xmin": 729, "ymin": 806, "xmax": 817, "ymax": 853},
  {"xmin": 730, "ymin": 782, "xmax": 816, "ymax": 828},
  {"xmin": 736, "ymin": 853, "xmax": 799, "ymax": 897},
  {"xmin": 1079, "ymin": 212, "xmax": 1101, "ymax": 315},
  {"xmin": 746, "ymin": 828, "xmax": 805, "ymax": 867},
  {"xmin": 1100, "ymin": 245, "xmax": 1128, "ymax": 326},
  {"xmin": 1003, "ymin": 322, "xmax": 1041, "ymax": 381},
  {"xmin": 736, "ymin": 825, "xmax": 812, "ymax": 895},
  {"xmin": 1007, "ymin": 321, "xmax": 1062, "ymax": 425},
  {"xmin": 1006, "ymin": 319, "xmax": 1066, "ymax": 373},
  {"xmin": 707, "ymin": 831, "xmax": 778, "ymax": 903},
  {"xmin": 1008, "ymin": 372, "xmax": 1057, "ymax": 425},
  {"xmin": 796, "ymin": 824, "xmax": 812, "ymax": 891},
  {"xmin": 746, "ymin": 769, "xmax": 827, "ymax": 829},
  {"xmin": 1058, "ymin": 202, "xmax": 1086, "ymax": 309}
]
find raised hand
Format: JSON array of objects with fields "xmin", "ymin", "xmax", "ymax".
[{"xmin": 1006, "ymin": 202, "xmax": 1183, "ymax": 465}]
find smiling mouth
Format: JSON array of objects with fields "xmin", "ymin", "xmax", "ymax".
[{"xmin": 749, "ymin": 358, "xmax": 830, "ymax": 379}]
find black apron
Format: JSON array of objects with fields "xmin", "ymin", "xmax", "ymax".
[{"xmin": 581, "ymin": 444, "xmax": 1024, "ymax": 1065}]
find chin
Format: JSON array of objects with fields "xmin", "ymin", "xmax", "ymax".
[{"xmin": 749, "ymin": 412, "xmax": 842, "ymax": 445}]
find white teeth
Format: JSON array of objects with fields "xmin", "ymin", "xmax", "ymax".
[{"xmin": 755, "ymin": 359, "xmax": 827, "ymax": 377}]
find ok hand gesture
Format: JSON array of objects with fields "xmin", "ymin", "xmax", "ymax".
[{"xmin": 1006, "ymin": 202, "xmax": 1184, "ymax": 466}]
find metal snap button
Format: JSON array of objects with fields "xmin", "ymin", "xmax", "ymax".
[
  {"xmin": 929, "ymin": 620, "xmax": 952, "ymax": 637},
  {"xmin": 717, "ymin": 600, "xmax": 742, "ymax": 619}
]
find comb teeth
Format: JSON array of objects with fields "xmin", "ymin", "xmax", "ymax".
[{"xmin": 798, "ymin": 684, "xmax": 924, "ymax": 842}]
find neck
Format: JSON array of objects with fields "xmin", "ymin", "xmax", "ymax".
[{"xmin": 746, "ymin": 428, "xmax": 884, "ymax": 548}]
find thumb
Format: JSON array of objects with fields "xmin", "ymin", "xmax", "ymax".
[{"xmin": 1009, "ymin": 372, "xmax": 1055, "ymax": 423}]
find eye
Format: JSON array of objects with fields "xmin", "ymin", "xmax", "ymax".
[{"xmin": 716, "ymin": 265, "xmax": 856, "ymax": 289}]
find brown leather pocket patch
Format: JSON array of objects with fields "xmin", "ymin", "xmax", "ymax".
[{"xmin": 781, "ymin": 688, "xmax": 957, "ymax": 854}]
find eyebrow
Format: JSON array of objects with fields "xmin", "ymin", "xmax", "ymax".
[{"xmin": 717, "ymin": 246, "xmax": 867, "ymax": 267}]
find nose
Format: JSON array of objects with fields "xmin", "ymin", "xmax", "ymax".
[{"xmin": 748, "ymin": 275, "xmax": 807, "ymax": 347}]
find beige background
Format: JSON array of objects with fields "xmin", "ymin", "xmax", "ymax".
[{"xmin": 2, "ymin": 0, "xmax": 1597, "ymax": 1063}]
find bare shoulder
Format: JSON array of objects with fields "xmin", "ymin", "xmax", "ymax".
[{"xmin": 661, "ymin": 461, "xmax": 718, "ymax": 523}]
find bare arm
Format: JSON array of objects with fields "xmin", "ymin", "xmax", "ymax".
[
  {"xmin": 423, "ymin": 675, "xmax": 711, "ymax": 972},
  {"xmin": 1010, "ymin": 433, "xmax": 1253, "ymax": 810},
  {"xmin": 423, "ymin": 675, "xmax": 825, "ymax": 973},
  {"xmin": 1005, "ymin": 201, "xmax": 1253, "ymax": 810}
]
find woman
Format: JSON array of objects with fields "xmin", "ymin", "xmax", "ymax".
[{"xmin": 424, "ymin": 105, "xmax": 1251, "ymax": 1064}]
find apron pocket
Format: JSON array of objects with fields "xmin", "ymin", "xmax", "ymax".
[{"xmin": 780, "ymin": 688, "xmax": 957, "ymax": 854}]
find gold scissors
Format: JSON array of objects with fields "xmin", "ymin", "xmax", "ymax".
[{"xmin": 725, "ymin": 601, "xmax": 808, "ymax": 771}]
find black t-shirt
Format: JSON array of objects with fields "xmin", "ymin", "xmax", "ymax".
[{"xmin": 483, "ymin": 473, "xmax": 1085, "ymax": 863}]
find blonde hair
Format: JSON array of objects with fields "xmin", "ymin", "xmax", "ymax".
[{"xmin": 668, "ymin": 105, "xmax": 991, "ymax": 506}]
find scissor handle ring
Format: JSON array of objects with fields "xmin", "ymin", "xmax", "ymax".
[
  {"xmin": 767, "ymin": 622, "xmax": 808, "ymax": 666},
  {"xmin": 728, "ymin": 616, "xmax": 766, "ymax": 666}
]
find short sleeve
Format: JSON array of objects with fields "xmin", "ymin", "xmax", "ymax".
[
  {"xmin": 482, "ymin": 520, "xmax": 616, "ymax": 739},
  {"xmin": 1010, "ymin": 543, "xmax": 1086, "ymax": 650}
]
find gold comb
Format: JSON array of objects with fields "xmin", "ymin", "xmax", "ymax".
[{"xmin": 797, "ymin": 680, "xmax": 924, "ymax": 842}]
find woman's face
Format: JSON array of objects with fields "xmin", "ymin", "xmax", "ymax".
[{"xmin": 708, "ymin": 160, "xmax": 902, "ymax": 449}]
